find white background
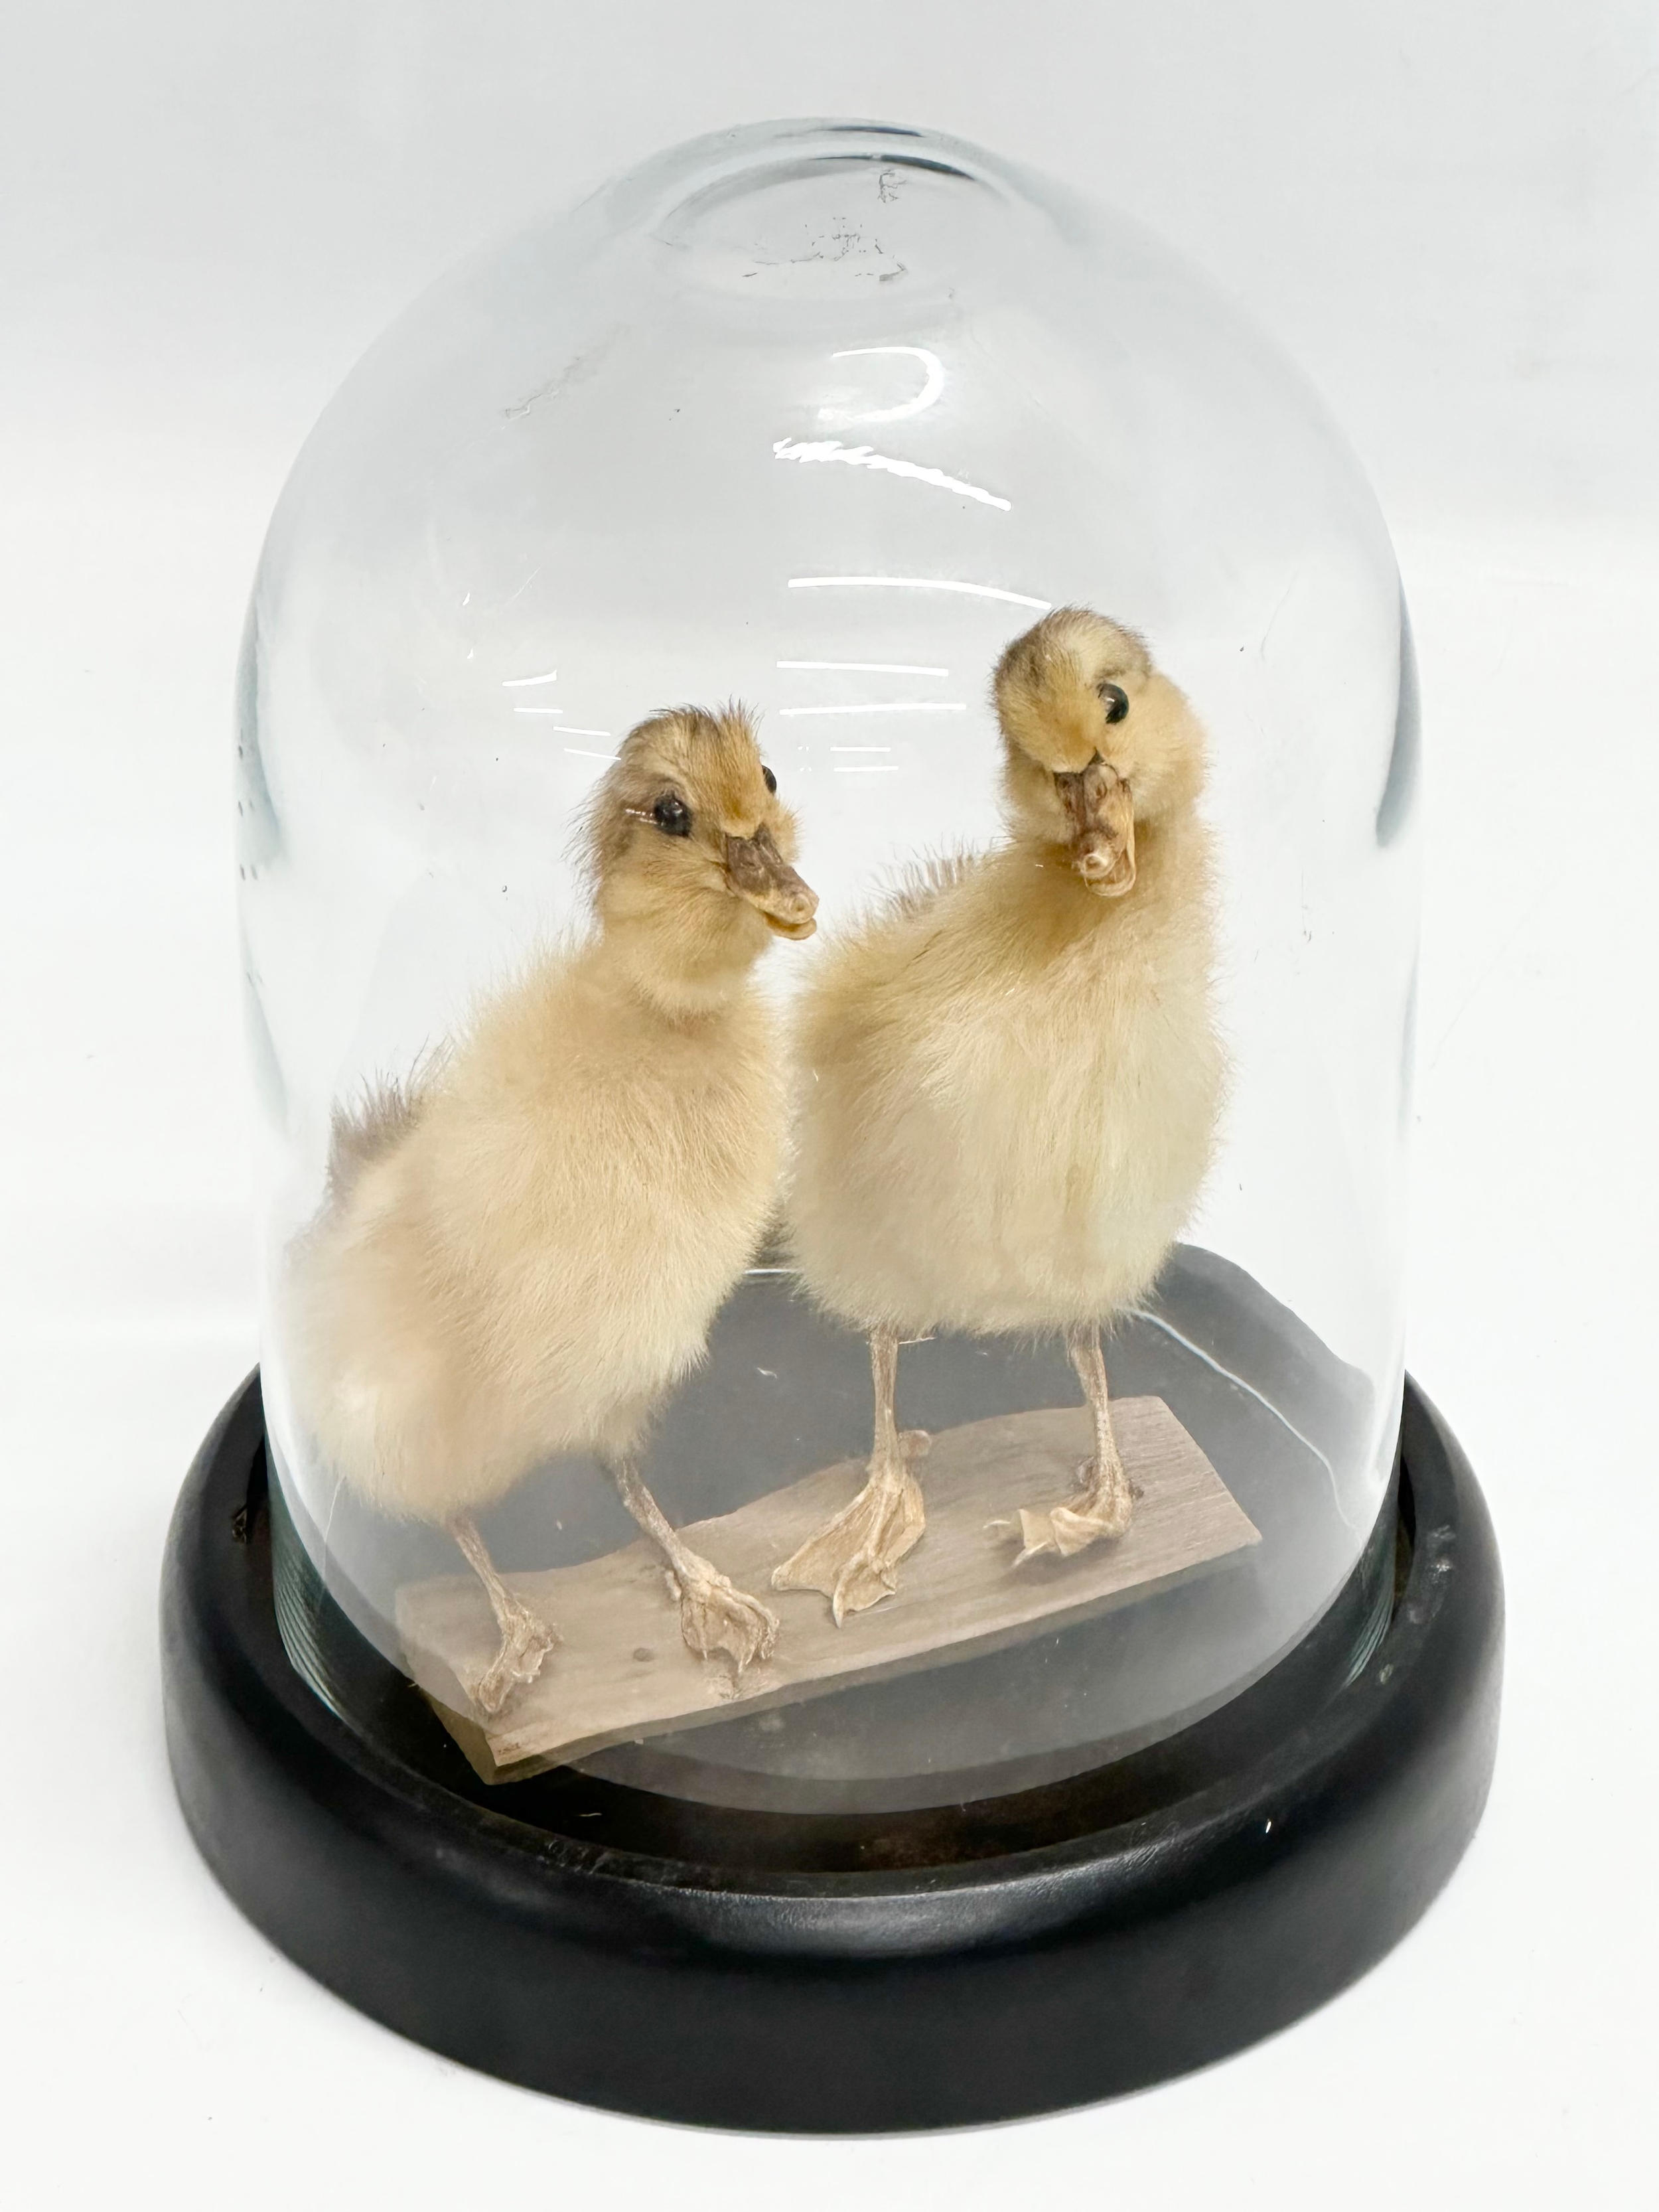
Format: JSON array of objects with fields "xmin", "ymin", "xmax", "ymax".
[{"xmin": 2, "ymin": 5, "xmax": 1654, "ymax": 2204}]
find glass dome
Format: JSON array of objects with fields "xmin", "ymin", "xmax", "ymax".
[{"xmin": 240, "ymin": 119, "xmax": 1419, "ymax": 1814}]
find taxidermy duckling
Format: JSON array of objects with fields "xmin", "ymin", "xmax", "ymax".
[
  {"xmin": 777, "ymin": 609, "xmax": 1222, "ymax": 1620},
  {"xmin": 285, "ymin": 705, "xmax": 818, "ymax": 1714}
]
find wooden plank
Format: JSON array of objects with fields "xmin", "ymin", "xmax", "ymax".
[{"xmin": 396, "ymin": 1396, "xmax": 1260, "ymax": 1785}]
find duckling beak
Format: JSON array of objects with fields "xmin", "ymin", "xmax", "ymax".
[
  {"xmin": 1057, "ymin": 760, "xmax": 1136, "ymax": 897},
  {"xmin": 725, "ymin": 831, "xmax": 819, "ymax": 939}
]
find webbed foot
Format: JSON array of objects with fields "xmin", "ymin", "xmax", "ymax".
[
  {"xmin": 669, "ymin": 1555, "xmax": 779, "ymax": 1676},
  {"xmin": 473, "ymin": 1601, "xmax": 559, "ymax": 1717},
  {"xmin": 995, "ymin": 1458, "xmax": 1138, "ymax": 1564},
  {"xmin": 773, "ymin": 1432, "xmax": 930, "ymax": 1623}
]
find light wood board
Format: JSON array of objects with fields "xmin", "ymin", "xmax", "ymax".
[{"xmin": 396, "ymin": 1396, "xmax": 1260, "ymax": 1784}]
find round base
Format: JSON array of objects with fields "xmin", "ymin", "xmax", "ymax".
[{"xmin": 162, "ymin": 1374, "xmax": 1502, "ymax": 2132}]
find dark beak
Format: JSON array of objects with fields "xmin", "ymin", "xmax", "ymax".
[
  {"xmin": 725, "ymin": 830, "xmax": 818, "ymax": 939},
  {"xmin": 1056, "ymin": 759, "xmax": 1135, "ymax": 896}
]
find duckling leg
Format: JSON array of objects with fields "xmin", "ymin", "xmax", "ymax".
[
  {"xmin": 447, "ymin": 1512, "xmax": 559, "ymax": 1717},
  {"xmin": 605, "ymin": 1457, "xmax": 778, "ymax": 1676},
  {"xmin": 772, "ymin": 1325, "xmax": 930, "ymax": 1624},
  {"xmin": 1003, "ymin": 1322, "xmax": 1135, "ymax": 1563}
]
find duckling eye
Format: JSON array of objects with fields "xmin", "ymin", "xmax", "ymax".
[
  {"xmin": 1099, "ymin": 681, "xmax": 1129, "ymax": 725},
  {"xmin": 762, "ymin": 765, "xmax": 777, "ymax": 794},
  {"xmin": 652, "ymin": 792, "xmax": 692, "ymax": 837}
]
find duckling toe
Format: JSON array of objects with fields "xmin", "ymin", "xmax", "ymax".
[
  {"xmin": 1000, "ymin": 1485, "xmax": 1134, "ymax": 1564},
  {"xmin": 672, "ymin": 1556, "xmax": 780, "ymax": 1676}
]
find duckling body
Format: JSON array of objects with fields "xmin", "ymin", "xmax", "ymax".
[
  {"xmin": 289, "ymin": 944, "xmax": 786, "ymax": 1518},
  {"xmin": 285, "ymin": 705, "xmax": 818, "ymax": 1712},
  {"xmin": 787, "ymin": 828, "xmax": 1218, "ymax": 1340},
  {"xmin": 778, "ymin": 611, "xmax": 1222, "ymax": 1619}
]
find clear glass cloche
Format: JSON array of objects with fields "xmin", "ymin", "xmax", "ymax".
[{"xmin": 240, "ymin": 118, "xmax": 1419, "ymax": 1810}]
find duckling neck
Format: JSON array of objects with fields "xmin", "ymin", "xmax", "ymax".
[{"xmin": 590, "ymin": 915, "xmax": 760, "ymax": 1023}]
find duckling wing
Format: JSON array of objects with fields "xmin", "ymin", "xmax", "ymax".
[
  {"xmin": 875, "ymin": 848, "xmax": 977, "ymax": 926},
  {"xmin": 324, "ymin": 1049, "xmax": 447, "ymax": 1201}
]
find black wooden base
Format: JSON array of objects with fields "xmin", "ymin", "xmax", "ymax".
[{"xmin": 161, "ymin": 1372, "xmax": 1502, "ymax": 2132}]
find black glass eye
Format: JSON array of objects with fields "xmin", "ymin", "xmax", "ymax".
[
  {"xmin": 651, "ymin": 792, "xmax": 692, "ymax": 837},
  {"xmin": 762, "ymin": 765, "xmax": 777, "ymax": 794},
  {"xmin": 1099, "ymin": 681, "xmax": 1129, "ymax": 725}
]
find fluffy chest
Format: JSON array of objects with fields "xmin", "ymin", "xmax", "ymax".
[
  {"xmin": 916, "ymin": 921, "xmax": 1207, "ymax": 1145},
  {"xmin": 563, "ymin": 1016, "xmax": 786, "ymax": 1222}
]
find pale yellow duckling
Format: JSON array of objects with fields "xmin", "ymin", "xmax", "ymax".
[
  {"xmin": 284, "ymin": 705, "xmax": 818, "ymax": 1712},
  {"xmin": 777, "ymin": 609, "xmax": 1222, "ymax": 1621}
]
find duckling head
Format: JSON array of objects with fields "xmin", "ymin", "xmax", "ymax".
[
  {"xmin": 585, "ymin": 704, "xmax": 817, "ymax": 1005},
  {"xmin": 993, "ymin": 607, "xmax": 1206, "ymax": 897}
]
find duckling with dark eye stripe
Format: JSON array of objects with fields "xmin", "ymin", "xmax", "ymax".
[{"xmin": 283, "ymin": 704, "xmax": 817, "ymax": 1715}]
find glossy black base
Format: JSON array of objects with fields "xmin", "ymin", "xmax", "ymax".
[{"xmin": 161, "ymin": 1373, "xmax": 1502, "ymax": 2131}]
